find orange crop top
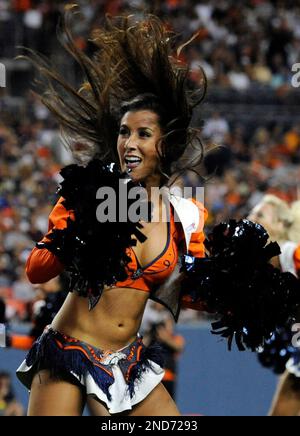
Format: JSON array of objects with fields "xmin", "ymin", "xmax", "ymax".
[
  {"xmin": 26, "ymin": 197, "xmax": 207, "ymax": 309},
  {"xmin": 113, "ymin": 206, "xmax": 183, "ymax": 292}
]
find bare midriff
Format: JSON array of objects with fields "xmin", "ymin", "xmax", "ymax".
[{"xmin": 51, "ymin": 286, "xmax": 149, "ymax": 352}]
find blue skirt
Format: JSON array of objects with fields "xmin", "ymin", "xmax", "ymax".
[{"xmin": 16, "ymin": 326, "xmax": 165, "ymax": 414}]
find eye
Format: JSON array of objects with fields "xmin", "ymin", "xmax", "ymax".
[
  {"xmin": 139, "ymin": 130, "xmax": 151, "ymax": 138},
  {"xmin": 119, "ymin": 126, "xmax": 129, "ymax": 136}
]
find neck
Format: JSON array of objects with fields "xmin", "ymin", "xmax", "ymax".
[{"xmin": 144, "ymin": 176, "xmax": 163, "ymax": 200}]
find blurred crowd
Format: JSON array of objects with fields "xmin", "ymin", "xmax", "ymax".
[
  {"xmin": 0, "ymin": 91, "xmax": 67, "ymax": 323},
  {"xmin": 0, "ymin": 371, "xmax": 24, "ymax": 415},
  {"xmin": 1, "ymin": 0, "xmax": 300, "ymax": 91},
  {"xmin": 203, "ymin": 112, "xmax": 300, "ymax": 228},
  {"xmin": 1, "ymin": 0, "xmax": 300, "ymax": 325}
]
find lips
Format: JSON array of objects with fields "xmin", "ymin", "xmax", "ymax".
[{"xmin": 124, "ymin": 155, "xmax": 142, "ymax": 169}]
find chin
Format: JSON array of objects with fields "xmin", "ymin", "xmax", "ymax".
[{"xmin": 126, "ymin": 166, "xmax": 145, "ymax": 179}]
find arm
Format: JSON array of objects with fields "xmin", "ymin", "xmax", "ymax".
[
  {"xmin": 26, "ymin": 197, "xmax": 75, "ymax": 284},
  {"xmin": 181, "ymin": 199, "xmax": 209, "ymax": 311}
]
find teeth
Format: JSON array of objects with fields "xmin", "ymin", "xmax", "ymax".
[{"xmin": 125, "ymin": 157, "xmax": 142, "ymax": 163}]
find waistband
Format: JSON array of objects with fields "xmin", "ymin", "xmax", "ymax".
[
  {"xmin": 25, "ymin": 326, "xmax": 165, "ymax": 401},
  {"xmin": 50, "ymin": 327, "xmax": 143, "ymax": 380}
]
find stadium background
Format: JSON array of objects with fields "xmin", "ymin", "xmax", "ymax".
[{"xmin": 0, "ymin": 0, "xmax": 299, "ymax": 415}]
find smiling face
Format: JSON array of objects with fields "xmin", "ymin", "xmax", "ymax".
[{"xmin": 117, "ymin": 110, "xmax": 163, "ymax": 187}]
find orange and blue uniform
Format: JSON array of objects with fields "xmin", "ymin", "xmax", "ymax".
[
  {"xmin": 17, "ymin": 195, "xmax": 208, "ymax": 413},
  {"xmin": 26, "ymin": 196, "xmax": 208, "ymax": 316}
]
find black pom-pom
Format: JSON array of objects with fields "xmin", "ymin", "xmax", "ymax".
[
  {"xmin": 37, "ymin": 160, "xmax": 151, "ymax": 309},
  {"xmin": 181, "ymin": 219, "xmax": 300, "ymax": 351},
  {"xmin": 257, "ymin": 325, "xmax": 296, "ymax": 374}
]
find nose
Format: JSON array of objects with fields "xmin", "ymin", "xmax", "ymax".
[{"xmin": 124, "ymin": 134, "xmax": 139, "ymax": 151}]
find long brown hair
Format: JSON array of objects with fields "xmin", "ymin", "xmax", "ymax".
[{"xmin": 20, "ymin": 5, "xmax": 207, "ymax": 183}]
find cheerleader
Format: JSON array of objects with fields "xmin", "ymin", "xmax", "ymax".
[
  {"xmin": 16, "ymin": 7, "xmax": 300, "ymax": 416},
  {"xmin": 248, "ymin": 195, "xmax": 300, "ymax": 275},
  {"xmin": 16, "ymin": 10, "xmax": 208, "ymax": 416},
  {"xmin": 248, "ymin": 195, "xmax": 300, "ymax": 416}
]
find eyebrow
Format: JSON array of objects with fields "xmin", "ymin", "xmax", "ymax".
[{"xmin": 120, "ymin": 124, "xmax": 154, "ymax": 131}]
